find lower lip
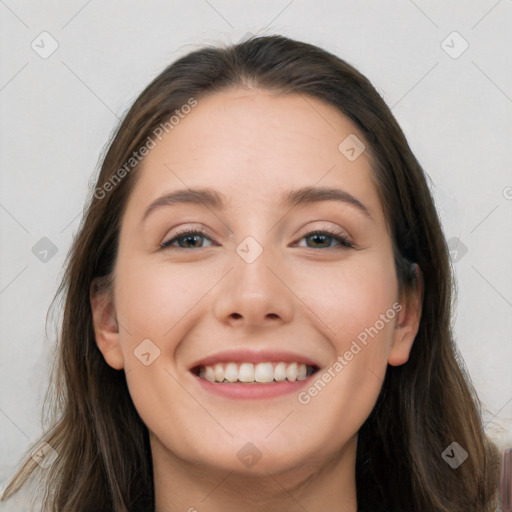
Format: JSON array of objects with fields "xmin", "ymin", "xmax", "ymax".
[{"xmin": 192, "ymin": 373, "xmax": 317, "ymax": 399}]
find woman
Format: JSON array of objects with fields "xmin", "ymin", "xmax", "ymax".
[{"xmin": 1, "ymin": 34, "xmax": 499, "ymax": 511}]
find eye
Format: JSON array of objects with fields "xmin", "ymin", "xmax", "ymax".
[
  {"xmin": 160, "ymin": 227, "xmax": 354, "ymax": 250},
  {"xmin": 160, "ymin": 228, "xmax": 216, "ymax": 250},
  {"xmin": 295, "ymin": 228, "xmax": 354, "ymax": 250}
]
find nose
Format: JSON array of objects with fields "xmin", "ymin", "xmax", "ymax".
[{"xmin": 212, "ymin": 240, "xmax": 294, "ymax": 329}]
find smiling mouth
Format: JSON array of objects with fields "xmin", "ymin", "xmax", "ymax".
[{"xmin": 191, "ymin": 361, "xmax": 319, "ymax": 384}]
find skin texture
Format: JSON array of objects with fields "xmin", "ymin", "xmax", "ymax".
[{"xmin": 91, "ymin": 88, "xmax": 422, "ymax": 512}]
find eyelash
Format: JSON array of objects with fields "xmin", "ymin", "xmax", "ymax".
[{"xmin": 160, "ymin": 227, "xmax": 354, "ymax": 250}]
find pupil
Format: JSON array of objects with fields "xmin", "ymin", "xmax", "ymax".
[
  {"xmin": 184, "ymin": 235, "xmax": 200, "ymax": 247},
  {"xmin": 311, "ymin": 234, "xmax": 328, "ymax": 247}
]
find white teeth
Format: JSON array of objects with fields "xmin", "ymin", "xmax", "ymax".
[
  {"xmin": 224, "ymin": 362, "xmax": 238, "ymax": 383},
  {"xmin": 238, "ymin": 363, "xmax": 254, "ymax": 382},
  {"xmin": 204, "ymin": 366, "xmax": 215, "ymax": 382},
  {"xmin": 213, "ymin": 363, "xmax": 224, "ymax": 382},
  {"xmin": 197, "ymin": 361, "xmax": 312, "ymax": 383},
  {"xmin": 297, "ymin": 363, "xmax": 307, "ymax": 381},
  {"xmin": 286, "ymin": 362, "xmax": 297, "ymax": 382},
  {"xmin": 274, "ymin": 362, "xmax": 287, "ymax": 381},
  {"xmin": 254, "ymin": 362, "xmax": 274, "ymax": 383}
]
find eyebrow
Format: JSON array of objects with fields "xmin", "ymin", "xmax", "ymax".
[{"xmin": 142, "ymin": 185, "xmax": 371, "ymax": 222}]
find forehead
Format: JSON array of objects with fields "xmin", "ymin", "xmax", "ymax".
[
  {"xmin": 124, "ymin": 87, "xmax": 383, "ymax": 223},
  {"xmin": 160, "ymin": 88, "xmax": 364, "ymax": 164}
]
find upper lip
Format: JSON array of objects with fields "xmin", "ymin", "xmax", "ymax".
[{"xmin": 188, "ymin": 349, "xmax": 321, "ymax": 371}]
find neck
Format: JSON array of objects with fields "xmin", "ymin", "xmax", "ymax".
[{"xmin": 152, "ymin": 434, "xmax": 358, "ymax": 512}]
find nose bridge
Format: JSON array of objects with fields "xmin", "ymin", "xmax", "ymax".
[
  {"xmin": 232, "ymin": 205, "xmax": 285, "ymax": 282},
  {"xmin": 234, "ymin": 232, "xmax": 280, "ymax": 298},
  {"xmin": 212, "ymin": 226, "xmax": 294, "ymax": 326},
  {"xmin": 231, "ymin": 207, "xmax": 280, "ymax": 278}
]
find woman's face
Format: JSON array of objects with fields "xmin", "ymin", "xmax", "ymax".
[{"xmin": 92, "ymin": 88, "xmax": 420, "ymax": 476}]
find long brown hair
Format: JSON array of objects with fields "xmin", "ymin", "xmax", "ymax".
[{"xmin": 1, "ymin": 34, "xmax": 499, "ymax": 511}]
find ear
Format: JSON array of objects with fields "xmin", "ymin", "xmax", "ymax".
[
  {"xmin": 90, "ymin": 278, "xmax": 124, "ymax": 370},
  {"xmin": 388, "ymin": 263, "xmax": 423, "ymax": 367}
]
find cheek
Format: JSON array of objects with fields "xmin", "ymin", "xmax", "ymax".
[
  {"xmin": 301, "ymin": 252, "xmax": 398, "ymax": 341},
  {"xmin": 114, "ymin": 259, "xmax": 216, "ymax": 342}
]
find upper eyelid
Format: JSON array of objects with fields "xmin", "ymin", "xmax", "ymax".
[{"xmin": 162, "ymin": 220, "xmax": 351, "ymax": 239}]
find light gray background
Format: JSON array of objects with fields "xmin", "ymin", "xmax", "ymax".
[{"xmin": 1, "ymin": 0, "xmax": 511, "ymax": 499}]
